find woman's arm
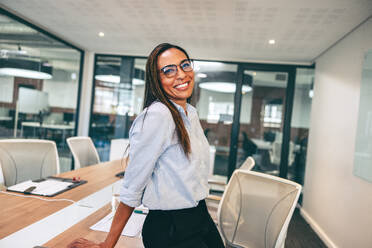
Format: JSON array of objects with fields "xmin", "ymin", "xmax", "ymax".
[
  {"xmin": 101, "ymin": 202, "xmax": 134, "ymax": 247},
  {"xmin": 67, "ymin": 202, "xmax": 134, "ymax": 248}
]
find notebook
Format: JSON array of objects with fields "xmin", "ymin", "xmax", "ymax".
[{"xmin": 7, "ymin": 177, "xmax": 87, "ymax": 197}]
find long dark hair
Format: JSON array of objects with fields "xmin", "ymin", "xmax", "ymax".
[{"xmin": 143, "ymin": 43, "xmax": 191, "ymax": 156}]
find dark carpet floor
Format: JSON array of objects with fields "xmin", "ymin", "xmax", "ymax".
[{"xmin": 286, "ymin": 208, "xmax": 327, "ymax": 248}]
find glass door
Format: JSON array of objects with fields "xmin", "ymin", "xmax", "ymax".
[
  {"xmin": 237, "ymin": 70, "xmax": 288, "ymax": 176},
  {"xmin": 232, "ymin": 65, "xmax": 296, "ymax": 179}
]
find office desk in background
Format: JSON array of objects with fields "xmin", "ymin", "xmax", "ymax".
[
  {"xmin": 251, "ymin": 138, "xmax": 273, "ymax": 150},
  {"xmin": 251, "ymin": 138, "xmax": 300, "ymax": 152},
  {"xmin": 20, "ymin": 121, "xmax": 74, "ymax": 141},
  {"xmin": 0, "ymin": 159, "xmax": 143, "ymax": 248}
]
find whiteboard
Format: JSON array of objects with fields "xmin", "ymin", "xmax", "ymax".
[
  {"xmin": 354, "ymin": 50, "xmax": 372, "ymax": 183},
  {"xmin": 18, "ymin": 87, "xmax": 49, "ymax": 114}
]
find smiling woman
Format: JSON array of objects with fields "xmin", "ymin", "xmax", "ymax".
[{"xmin": 68, "ymin": 43, "xmax": 225, "ymax": 248}]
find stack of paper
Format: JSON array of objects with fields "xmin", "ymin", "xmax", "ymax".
[{"xmin": 90, "ymin": 205, "xmax": 148, "ymax": 237}]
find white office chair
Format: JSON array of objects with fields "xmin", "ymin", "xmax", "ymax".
[
  {"xmin": 239, "ymin": 156, "xmax": 255, "ymax": 171},
  {"xmin": 269, "ymin": 141, "xmax": 295, "ymax": 166},
  {"xmin": 0, "ymin": 139, "xmax": 60, "ymax": 187},
  {"xmin": 217, "ymin": 170, "xmax": 302, "ymax": 248},
  {"xmin": 67, "ymin": 136, "xmax": 100, "ymax": 169},
  {"xmin": 207, "ymin": 156, "xmax": 255, "ymax": 201},
  {"xmin": 209, "ymin": 145, "xmax": 216, "ymax": 176},
  {"xmin": 109, "ymin": 138, "xmax": 129, "ymax": 161}
]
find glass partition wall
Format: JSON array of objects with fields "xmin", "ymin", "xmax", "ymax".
[
  {"xmin": 90, "ymin": 55, "xmax": 146, "ymax": 161},
  {"xmin": 290, "ymin": 68, "xmax": 314, "ymax": 185},
  {"xmin": 192, "ymin": 61, "xmax": 238, "ymax": 181},
  {"xmin": 237, "ymin": 70, "xmax": 288, "ymax": 177},
  {"xmin": 235, "ymin": 65, "xmax": 314, "ymax": 185},
  {"xmin": 0, "ymin": 10, "xmax": 83, "ymax": 172},
  {"xmin": 91, "ymin": 54, "xmax": 314, "ymax": 186}
]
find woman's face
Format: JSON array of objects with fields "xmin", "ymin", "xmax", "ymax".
[{"xmin": 157, "ymin": 48, "xmax": 194, "ymax": 107}]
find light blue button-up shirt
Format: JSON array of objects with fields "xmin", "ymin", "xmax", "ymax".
[{"xmin": 119, "ymin": 101, "xmax": 210, "ymax": 210}]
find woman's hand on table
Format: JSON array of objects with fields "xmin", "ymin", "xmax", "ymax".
[{"xmin": 67, "ymin": 238, "xmax": 108, "ymax": 248}]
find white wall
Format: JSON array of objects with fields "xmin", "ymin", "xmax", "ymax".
[
  {"xmin": 77, "ymin": 51, "xmax": 94, "ymax": 136},
  {"xmin": 302, "ymin": 17, "xmax": 372, "ymax": 248}
]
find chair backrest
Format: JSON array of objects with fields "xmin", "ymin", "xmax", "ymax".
[
  {"xmin": 209, "ymin": 145, "xmax": 216, "ymax": 175},
  {"xmin": 0, "ymin": 139, "xmax": 60, "ymax": 187},
  {"xmin": 217, "ymin": 170, "xmax": 301, "ymax": 248},
  {"xmin": 271, "ymin": 141, "xmax": 282, "ymax": 165},
  {"xmin": 240, "ymin": 156, "xmax": 255, "ymax": 171},
  {"xmin": 67, "ymin": 136, "xmax": 100, "ymax": 169},
  {"xmin": 270, "ymin": 141, "xmax": 295, "ymax": 166},
  {"xmin": 109, "ymin": 138, "xmax": 129, "ymax": 161}
]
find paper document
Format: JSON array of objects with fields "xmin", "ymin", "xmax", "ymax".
[
  {"xmin": 7, "ymin": 179, "xmax": 73, "ymax": 196},
  {"xmin": 90, "ymin": 206, "xmax": 148, "ymax": 237}
]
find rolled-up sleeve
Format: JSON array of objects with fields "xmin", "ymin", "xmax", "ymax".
[{"xmin": 119, "ymin": 103, "xmax": 174, "ymax": 207}]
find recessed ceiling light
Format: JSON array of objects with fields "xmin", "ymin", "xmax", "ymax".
[
  {"xmin": 269, "ymin": 39, "xmax": 275, "ymax": 45},
  {"xmin": 99, "ymin": 32, "xmax": 105, "ymax": 37}
]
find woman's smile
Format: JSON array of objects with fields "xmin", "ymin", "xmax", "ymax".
[{"xmin": 174, "ymin": 81, "xmax": 190, "ymax": 90}]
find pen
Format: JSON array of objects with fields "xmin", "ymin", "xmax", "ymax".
[{"xmin": 134, "ymin": 209, "xmax": 148, "ymax": 215}]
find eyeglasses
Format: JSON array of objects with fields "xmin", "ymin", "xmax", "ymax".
[{"xmin": 159, "ymin": 59, "xmax": 193, "ymax": 78}]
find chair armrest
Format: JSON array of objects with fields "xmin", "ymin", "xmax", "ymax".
[
  {"xmin": 208, "ymin": 179, "xmax": 227, "ymax": 186},
  {"xmin": 206, "ymin": 194, "xmax": 222, "ymax": 202}
]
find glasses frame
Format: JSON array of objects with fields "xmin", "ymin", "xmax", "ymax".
[{"xmin": 159, "ymin": 59, "xmax": 194, "ymax": 78}]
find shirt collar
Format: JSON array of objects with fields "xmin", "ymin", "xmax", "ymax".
[
  {"xmin": 169, "ymin": 101, "xmax": 197, "ymax": 128},
  {"xmin": 169, "ymin": 100, "xmax": 193, "ymax": 116}
]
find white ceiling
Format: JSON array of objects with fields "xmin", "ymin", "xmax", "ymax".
[{"xmin": 1, "ymin": 0, "xmax": 372, "ymax": 64}]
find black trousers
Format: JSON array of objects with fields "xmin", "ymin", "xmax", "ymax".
[{"xmin": 142, "ymin": 200, "xmax": 225, "ymax": 248}]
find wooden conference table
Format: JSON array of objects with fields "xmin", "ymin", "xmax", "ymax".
[{"xmin": 0, "ymin": 159, "xmax": 143, "ymax": 248}]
